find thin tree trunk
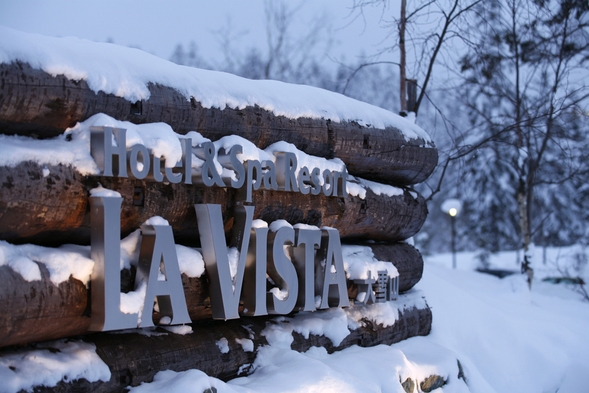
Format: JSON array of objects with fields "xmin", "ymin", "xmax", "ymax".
[
  {"xmin": 399, "ymin": 0, "xmax": 407, "ymax": 114},
  {"xmin": 510, "ymin": 0, "xmax": 533, "ymax": 288}
]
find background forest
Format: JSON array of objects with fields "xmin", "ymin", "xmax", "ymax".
[{"xmin": 168, "ymin": 0, "xmax": 589, "ymax": 266}]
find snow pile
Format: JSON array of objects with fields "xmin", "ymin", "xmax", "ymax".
[
  {"xmin": 161, "ymin": 325, "xmax": 193, "ymax": 335},
  {"xmin": 89, "ymin": 185, "xmax": 121, "ymax": 198},
  {"xmin": 0, "ymin": 26, "xmax": 431, "ymax": 143},
  {"xmin": 230, "ymin": 343, "xmax": 464, "ymax": 393},
  {"xmin": 345, "ymin": 176, "xmax": 408, "ymax": 200},
  {"xmin": 0, "ymin": 340, "xmax": 110, "ymax": 393},
  {"xmin": 0, "ymin": 131, "xmax": 99, "ymax": 175},
  {"xmin": 126, "ymin": 343, "xmax": 464, "ymax": 393},
  {"xmin": 127, "ymin": 369, "xmax": 223, "ymax": 393},
  {"xmin": 216, "ymin": 338, "xmax": 230, "ymax": 354},
  {"xmin": 342, "ymin": 245, "xmax": 399, "ymax": 280},
  {"xmin": 125, "ymin": 337, "xmax": 465, "ymax": 393},
  {"xmin": 0, "ymin": 240, "xmax": 94, "ymax": 285},
  {"xmin": 235, "ymin": 338, "xmax": 255, "ymax": 353},
  {"xmin": 346, "ymin": 290, "xmax": 428, "ymax": 330},
  {"xmin": 262, "ymin": 308, "xmax": 351, "ymax": 348}
]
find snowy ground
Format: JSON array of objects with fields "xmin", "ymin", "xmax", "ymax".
[
  {"xmin": 151, "ymin": 247, "xmax": 588, "ymax": 393},
  {"xmin": 111, "ymin": 245, "xmax": 588, "ymax": 393},
  {"xmin": 2, "ymin": 245, "xmax": 587, "ymax": 393},
  {"xmin": 130, "ymin": 246, "xmax": 588, "ymax": 393}
]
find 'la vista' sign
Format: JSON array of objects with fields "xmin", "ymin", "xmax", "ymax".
[{"xmin": 88, "ymin": 126, "xmax": 398, "ymax": 332}]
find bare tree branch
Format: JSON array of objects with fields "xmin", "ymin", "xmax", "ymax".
[{"xmin": 342, "ymin": 61, "xmax": 400, "ymax": 94}]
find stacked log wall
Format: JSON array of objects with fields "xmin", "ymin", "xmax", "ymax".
[{"xmin": 0, "ymin": 60, "xmax": 435, "ymax": 389}]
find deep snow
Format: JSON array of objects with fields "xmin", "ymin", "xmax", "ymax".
[
  {"xmin": 123, "ymin": 247, "xmax": 589, "ymax": 393},
  {"xmin": 1, "ymin": 247, "xmax": 587, "ymax": 393}
]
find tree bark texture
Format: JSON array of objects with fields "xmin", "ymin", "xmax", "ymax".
[
  {"xmin": 0, "ymin": 242, "xmax": 423, "ymax": 348},
  {"xmin": 25, "ymin": 305, "xmax": 432, "ymax": 392},
  {"xmin": 0, "ymin": 62, "xmax": 438, "ymax": 186},
  {"xmin": 0, "ymin": 162, "xmax": 428, "ymax": 247}
]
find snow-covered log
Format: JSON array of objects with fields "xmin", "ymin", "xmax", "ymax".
[
  {"xmin": 22, "ymin": 304, "xmax": 432, "ymax": 392},
  {"xmin": 0, "ymin": 61, "xmax": 437, "ymax": 185},
  {"xmin": 0, "ymin": 265, "xmax": 90, "ymax": 349},
  {"xmin": 346, "ymin": 242, "xmax": 424, "ymax": 297},
  {"xmin": 0, "ymin": 162, "xmax": 428, "ymax": 246},
  {"xmin": 0, "ymin": 242, "xmax": 423, "ymax": 348}
]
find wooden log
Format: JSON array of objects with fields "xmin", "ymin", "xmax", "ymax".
[
  {"xmin": 0, "ymin": 266, "xmax": 211, "ymax": 349},
  {"xmin": 370, "ymin": 242, "xmax": 425, "ymax": 293},
  {"xmin": 0, "ymin": 62, "xmax": 438, "ymax": 186},
  {"xmin": 0, "ymin": 242, "xmax": 423, "ymax": 348},
  {"xmin": 27, "ymin": 305, "xmax": 432, "ymax": 392},
  {"xmin": 0, "ymin": 162, "xmax": 428, "ymax": 247},
  {"xmin": 0, "ymin": 264, "xmax": 90, "ymax": 349}
]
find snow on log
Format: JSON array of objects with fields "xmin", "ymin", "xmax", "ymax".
[
  {"xmin": 0, "ymin": 162, "xmax": 428, "ymax": 246},
  {"xmin": 0, "ymin": 61, "xmax": 437, "ymax": 185},
  {"xmin": 15, "ymin": 304, "xmax": 432, "ymax": 392},
  {"xmin": 0, "ymin": 242, "xmax": 423, "ymax": 348},
  {"xmin": 346, "ymin": 242, "xmax": 424, "ymax": 298}
]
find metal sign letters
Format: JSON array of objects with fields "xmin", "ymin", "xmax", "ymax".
[{"xmin": 88, "ymin": 126, "xmax": 396, "ymax": 331}]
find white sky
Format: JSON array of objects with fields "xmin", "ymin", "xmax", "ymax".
[{"xmin": 0, "ymin": 0, "xmax": 396, "ymax": 70}]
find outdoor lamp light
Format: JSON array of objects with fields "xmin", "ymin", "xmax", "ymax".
[{"xmin": 441, "ymin": 199, "xmax": 462, "ymax": 269}]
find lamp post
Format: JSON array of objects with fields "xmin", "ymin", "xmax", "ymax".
[{"xmin": 441, "ymin": 199, "xmax": 462, "ymax": 269}]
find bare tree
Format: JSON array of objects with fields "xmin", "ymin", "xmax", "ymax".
[
  {"xmin": 458, "ymin": 0, "xmax": 589, "ymax": 281},
  {"xmin": 213, "ymin": 0, "xmax": 332, "ymax": 84},
  {"xmin": 346, "ymin": 0, "xmax": 483, "ymax": 117}
]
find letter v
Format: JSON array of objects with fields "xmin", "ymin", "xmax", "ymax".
[{"xmin": 194, "ymin": 204, "xmax": 254, "ymax": 320}]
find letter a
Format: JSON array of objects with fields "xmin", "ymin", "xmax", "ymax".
[
  {"xmin": 316, "ymin": 228, "xmax": 350, "ymax": 309},
  {"xmin": 135, "ymin": 225, "xmax": 191, "ymax": 327}
]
